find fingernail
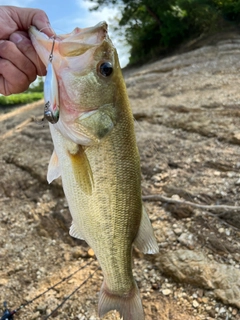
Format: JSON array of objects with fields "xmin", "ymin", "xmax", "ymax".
[{"xmin": 11, "ymin": 33, "xmax": 23, "ymax": 43}]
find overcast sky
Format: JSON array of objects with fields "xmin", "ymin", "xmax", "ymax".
[{"xmin": 0, "ymin": 0, "xmax": 130, "ymax": 67}]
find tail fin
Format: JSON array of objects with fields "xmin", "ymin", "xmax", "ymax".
[{"xmin": 98, "ymin": 280, "xmax": 144, "ymax": 320}]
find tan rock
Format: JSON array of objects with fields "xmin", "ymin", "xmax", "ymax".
[
  {"xmin": 102, "ymin": 310, "xmax": 122, "ymax": 320},
  {"xmin": 157, "ymin": 249, "xmax": 240, "ymax": 308}
]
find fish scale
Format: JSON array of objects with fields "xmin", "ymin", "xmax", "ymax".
[{"xmin": 29, "ymin": 21, "xmax": 159, "ymax": 320}]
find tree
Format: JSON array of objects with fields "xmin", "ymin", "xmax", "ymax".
[{"xmin": 89, "ymin": 0, "xmax": 240, "ymax": 65}]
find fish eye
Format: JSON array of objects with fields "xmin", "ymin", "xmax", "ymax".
[{"xmin": 99, "ymin": 62, "xmax": 113, "ymax": 77}]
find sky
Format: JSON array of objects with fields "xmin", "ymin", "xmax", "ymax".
[{"xmin": 0, "ymin": 0, "xmax": 130, "ymax": 67}]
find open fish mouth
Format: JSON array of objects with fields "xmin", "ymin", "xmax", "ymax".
[
  {"xmin": 29, "ymin": 22, "xmax": 108, "ymax": 66},
  {"xmin": 29, "ymin": 22, "xmax": 115, "ymax": 145}
]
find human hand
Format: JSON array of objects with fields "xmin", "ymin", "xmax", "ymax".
[{"xmin": 0, "ymin": 6, "xmax": 55, "ymax": 95}]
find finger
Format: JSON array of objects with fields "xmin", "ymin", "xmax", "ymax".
[
  {"xmin": 30, "ymin": 9, "xmax": 56, "ymax": 37},
  {"xmin": 0, "ymin": 39, "xmax": 37, "ymax": 83},
  {"xmin": 7, "ymin": 6, "xmax": 55, "ymax": 37},
  {"xmin": 0, "ymin": 59, "xmax": 30, "ymax": 95},
  {"xmin": 10, "ymin": 31, "xmax": 46, "ymax": 76}
]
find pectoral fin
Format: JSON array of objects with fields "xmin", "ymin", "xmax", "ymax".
[
  {"xmin": 68, "ymin": 145, "xmax": 94, "ymax": 195},
  {"xmin": 47, "ymin": 150, "xmax": 61, "ymax": 184},
  {"xmin": 134, "ymin": 205, "xmax": 159, "ymax": 254}
]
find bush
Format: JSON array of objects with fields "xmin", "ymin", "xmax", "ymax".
[{"xmin": 0, "ymin": 92, "xmax": 43, "ymax": 106}]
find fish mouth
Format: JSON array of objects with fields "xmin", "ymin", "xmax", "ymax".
[
  {"xmin": 29, "ymin": 26, "xmax": 56, "ymax": 66},
  {"xmin": 29, "ymin": 22, "xmax": 114, "ymax": 145},
  {"xmin": 29, "ymin": 22, "xmax": 108, "ymax": 66}
]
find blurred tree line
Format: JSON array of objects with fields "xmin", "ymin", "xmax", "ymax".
[
  {"xmin": 89, "ymin": 0, "xmax": 240, "ymax": 65},
  {"xmin": 26, "ymin": 76, "xmax": 44, "ymax": 93},
  {"xmin": 0, "ymin": 77, "xmax": 44, "ymax": 106}
]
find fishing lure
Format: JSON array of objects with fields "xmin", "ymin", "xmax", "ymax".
[
  {"xmin": 0, "ymin": 302, "xmax": 16, "ymax": 320},
  {"xmin": 0, "ymin": 260, "xmax": 97, "ymax": 320},
  {"xmin": 44, "ymin": 37, "xmax": 59, "ymax": 124}
]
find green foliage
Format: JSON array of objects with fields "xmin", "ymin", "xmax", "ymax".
[
  {"xmin": 25, "ymin": 77, "xmax": 44, "ymax": 93},
  {"xmin": 0, "ymin": 77, "xmax": 44, "ymax": 107},
  {"xmin": 213, "ymin": 0, "xmax": 240, "ymax": 21},
  {"xmin": 0, "ymin": 92, "xmax": 43, "ymax": 106},
  {"xmin": 89, "ymin": 0, "xmax": 240, "ymax": 65}
]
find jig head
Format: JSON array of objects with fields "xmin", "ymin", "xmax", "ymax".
[
  {"xmin": 0, "ymin": 302, "xmax": 16, "ymax": 320},
  {"xmin": 44, "ymin": 37, "xmax": 60, "ymax": 124}
]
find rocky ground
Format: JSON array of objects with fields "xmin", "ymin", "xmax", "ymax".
[{"xmin": 1, "ymin": 31, "xmax": 240, "ymax": 320}]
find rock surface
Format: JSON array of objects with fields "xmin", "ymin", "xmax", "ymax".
[
  {"xmin": 1, "ymin": 32, "xmax": 240, "ymax": 319},
  {"xmin": 157, "ymin": 249, "xmax": 240, "ymax": 308}
]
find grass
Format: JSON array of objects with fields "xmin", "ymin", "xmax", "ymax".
[{"xmin": 0, "ymin": 92, "xmax": 43, "ymax": 106}]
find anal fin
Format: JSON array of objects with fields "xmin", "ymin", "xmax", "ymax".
[{"xmin": 134, "ymin": 205, "xmax": 159, "ymax": 254}]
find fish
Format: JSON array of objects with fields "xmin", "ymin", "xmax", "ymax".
[{"xmin": 29, "ymin": 22, "xmax": 159, "ymax": 320}]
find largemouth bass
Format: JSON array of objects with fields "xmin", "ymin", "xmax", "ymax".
[{"xmin": 29, "ymin": 22, "xmax": 159, "ymax": 320}]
